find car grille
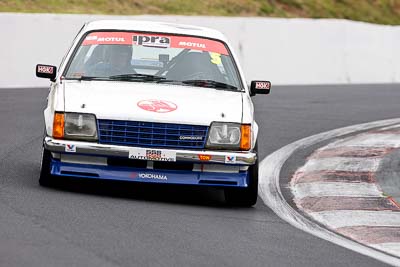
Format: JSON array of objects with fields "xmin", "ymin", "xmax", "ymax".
[{"xmin": 98, "ymin": 120, "xmax": 208, "ymax": 150}]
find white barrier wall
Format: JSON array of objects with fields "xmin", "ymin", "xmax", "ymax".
[{"xmin": 2, "ymin": 13, "xmax": 400, "ymax": 87}]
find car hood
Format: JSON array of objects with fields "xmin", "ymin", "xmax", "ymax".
[{"xmin": 63, "ymin": 80, "xmax": 243, "ymax": 125}]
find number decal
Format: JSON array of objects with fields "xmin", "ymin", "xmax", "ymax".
[{"xmin": 210, "ymin": 52, "xmax": 222, "ymax": 65}]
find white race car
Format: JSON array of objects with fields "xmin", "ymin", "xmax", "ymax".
[{"xmin": 36, "ymin": 20, "xmax": 271, "ymax": 206}]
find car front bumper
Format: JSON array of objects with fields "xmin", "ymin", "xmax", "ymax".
[
  {"xmin": 44, "ymin": 137, "xmax": 257, "ymax": 165},
  {"xmin": 44, "ymin": 137, "xmax": 256, "ymax": 188}
]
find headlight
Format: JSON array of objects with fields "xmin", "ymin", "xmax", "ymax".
[
  {"xmin": 52, "ymin": 112, "xmax": 98, "ymax": 141},
  {"xmin": 206, "ymin": 122, "xmax": 244, "ymax": 150},
  {"xmin": 65, "ymin": 113, "xmax": 98, "ymax": 141}
]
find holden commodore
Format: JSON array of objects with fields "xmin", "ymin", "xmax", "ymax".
[{"xmin": 36, "ymin": 20, "xmax": 271, "ymax": 206}]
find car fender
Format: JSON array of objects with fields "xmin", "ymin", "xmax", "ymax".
[
  {"xmin": 44, "ymin": 82, "xmax": 65, "ymax": 136},
  {"xmin": 241, "ymin": 92, "xmax": 257, "ymax": 150}
]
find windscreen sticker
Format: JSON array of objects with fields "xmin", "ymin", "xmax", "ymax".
[
  {"xmin": 82, "ymin": 32, "xmax": 229, "ymax": 55},
  {"xmin": 82, "ymin": 32, "xmax": 134, "ymax": 45},
  {"xmin": 174, "ymin": 36, "xmax": 228, "ymax": 55},
  {"xmin": 133, "ymin": 35, "xmax": 171, "ymax": 48},
  {"xmin": 210, "ymin": 52, "xmax": 222, "ymax": 65}
]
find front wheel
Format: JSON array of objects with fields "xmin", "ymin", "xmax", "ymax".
[{"xmin": 224, "ymin": 155, "xmax": 259, "ymax": 207}]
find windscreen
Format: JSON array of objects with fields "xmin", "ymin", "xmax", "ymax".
[{"xmin": 64, "ymin": 31, "xmax": 242, "ymax": 90}]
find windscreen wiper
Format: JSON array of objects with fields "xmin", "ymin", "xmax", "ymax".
[
  {"xmin": 156, "ymin": 79, "xmax": 187, "ymax": 85},
  {"xmin": 181, "ymin": 79, "xmax": 238, "ymax": 90},
  {"xmin": 108, "ymin": 73, "xmax": 166, "ymax": 81},
  {"xmin": 70, "ymin": 76, "xmax": 111, "ymax": 81}
]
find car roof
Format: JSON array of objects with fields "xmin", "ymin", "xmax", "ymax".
[{"xmin": 84, "ymin": 20, "xmax": 228, "ymax": 42}]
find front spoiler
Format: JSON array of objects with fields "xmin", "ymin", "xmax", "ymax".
[
  {"xmin": 51, "ymin": 160, "xmax": 249, "ymax": 187},
  {"xmin": 44, "ymin": 137, "xmax": 257, "ymax": 165}
]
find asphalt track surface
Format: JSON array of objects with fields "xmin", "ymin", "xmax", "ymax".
[{"xmin": 1, "ymin": 84, "xmax": 400, "ymax": 267}]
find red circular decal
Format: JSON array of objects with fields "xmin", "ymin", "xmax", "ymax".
[{"xmin": 137, "ymin": 99, "xmax": 178, "ymax": 113}]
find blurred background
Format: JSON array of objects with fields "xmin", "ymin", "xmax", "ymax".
[
  {"xmin": 2, "ymin": 0, "xmax": 400, "ymax": 87},
  {"xmin": 2, "ymin": 0, "xmax": 400, "ymax": 25}
]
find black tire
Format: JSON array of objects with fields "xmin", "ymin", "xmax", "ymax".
[
  {"xmin": 39, "ymin": 148, "xmax": 56, "ymax": 187},
  {"xmin": 224, "ymin": 145, "xmax": 259, "ymax": 207}
]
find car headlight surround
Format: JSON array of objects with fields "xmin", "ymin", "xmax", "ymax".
[
  {"xmin": 63, "ymin": 112, "xmax": 98, "ymax": 141},
  {"xmin": 206, "ymin": 122, "xmax": 247, "ymax": 150}
]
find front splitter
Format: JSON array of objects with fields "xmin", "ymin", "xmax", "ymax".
[{"xmin": 50, "ymin": 159, "xmax": 249, "ymax": 188}]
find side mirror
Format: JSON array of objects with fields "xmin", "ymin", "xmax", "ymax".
[
  {"xmin": 250, "ymin": 81, "xmax": 271, "ymax": 96},
  {"xmin": 36, "ymin": 64, "xmax": 57, "ymax": 81}
]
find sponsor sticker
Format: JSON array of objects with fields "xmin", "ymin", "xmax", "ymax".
[
  {"xmin": 225, "ymin": 155, "xmax": 236, "ymax": 164},
  {"xmin": 178, "ymin": 41, "xmax": 206, "ymax": 49},
  {"xmin": 198, "ymin": 155, "xmax": 212, "ymax": 161},
  {"xmin": 137, "ymin": 99, "xmax": 177, "ymax": 113},
  {"xmin": 65, "ymin": 144, "xmax": 76, "ymax": 153},
  {"xmin": 133, "ymin": 35, "xmax": 171, "ymax": 48},
  {"xmin": 129, "ymin": 148, "xmax": 176, "ymax": 162},
  {"xmin": 175, "ymin": 37, "xmax": 228, "ymax": 55},
  {"xmin": 179, "ymin": 136, "xmax": 203, "ymax": 141},
  {"xmin": 131, "ymin": 172, "xmax": 168, "ymax": 180},
  {"xmin": 255, "ymin": 81, "xmax": 271, "ymax": 90},
  {"xmin": 85, "ymin": 35, "xmax": 98, "ymax": 41},
  {"xmin": 81, "ymin": 31, "xmax": 229, "ymax": 55},
  {"xmin": 37, "ymin": 65, "xmax": 54, "ymax": 74},
  {"xmin": 82, "ymin": 32, "xmax": 132, "ymax": 45}
]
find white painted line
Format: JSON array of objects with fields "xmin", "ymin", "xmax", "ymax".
[
  {"xmin": 310, "ymin": 210, "xmax": 400, "ymax": 228},
  {"xmin": 325, "ymin": 133, "xmax": 400, "ymax": 148},
  {"xmin": 378, "ymin": 124, "xmax": 400, "ymax": 131},
  {"xmin": 298, "ymin": 157, "xmax": 380, "ymax": 173},
  {"xmin": 293, "ymin": 182, "xmax": 382, "ymax": 199},
  {"xmin": 258, "ymin": 118, "xmax": 400, "ymax": 265},
  {"xmin": 372, "ymin": 243, "xmax": 400, "ymax": 258}
]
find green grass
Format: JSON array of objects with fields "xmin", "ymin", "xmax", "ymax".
[{"xmin": 1, "ymin": 0, "xmax": 400, "ymax": 25}]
